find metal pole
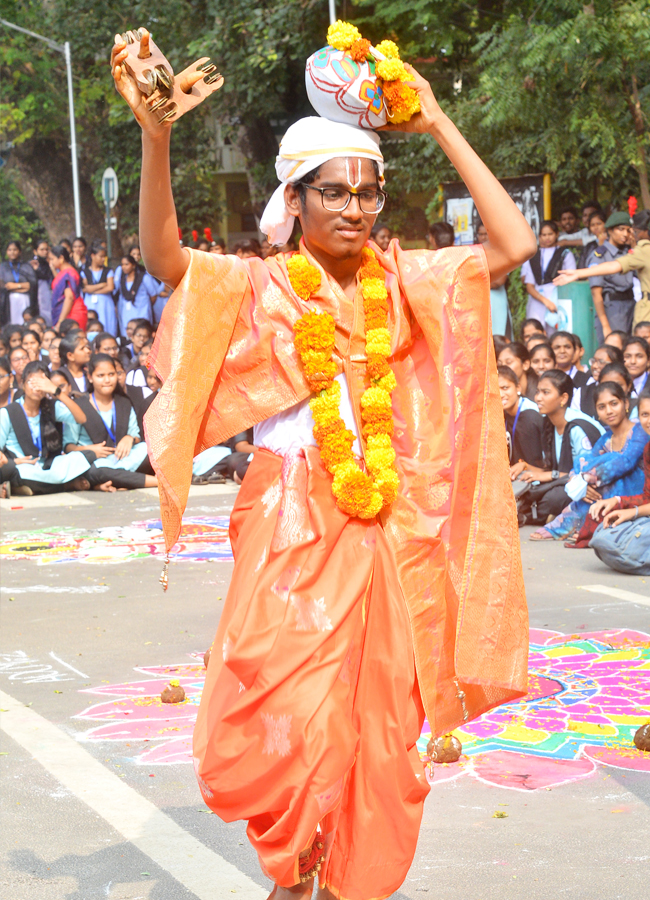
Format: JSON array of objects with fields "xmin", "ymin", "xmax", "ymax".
[
  {"xmin": 105, "ymin": 190, "xmax": 112, "ymax": 261},
  {"xmin": 328, "ymin": 0, "xmax": 336, "ymax": 26},
  {"xmin": 64, "ymin": 42, "xmax": 82, "ymax": 236},
  {"xmin": 0, "ymin": 21, "xmax": 82, "ymax": 236}
]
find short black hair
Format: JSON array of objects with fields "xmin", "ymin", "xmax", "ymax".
[
  {"xmin": 559, "ymin": 207, "xmax": 578, "ymax": 218},
  {"xmin": 550, "ymin": 330, "xmax": 578, "ymax": 350},
  {"xmin": 623, "ymin": 335, "xmax": 650, "ymax": 357},
  {"xmin": 539, "ymin": 219, "xmax": 559, "ymax": 235},
  {"xmin": 634, "ymin": 320, "xmax": 650, "ymax": 333},
  {"xmin": 428, "ymin": 221, "xmax": 455, "ymax": 247},
  {"xmin": 600, "ymin": 361, "xmax": 632, "ymax": 390},
  {"xmin": 582, "ymin": 200, "xmax": 600, "ymax": 212}
]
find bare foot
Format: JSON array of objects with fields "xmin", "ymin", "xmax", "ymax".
[
  {"xmin": 316, "ymin": 888, "xmax": 337, "ymax": 900},
  {"xmin": 267, "ymin": 881, "xmax": 314, "ymax": 900}
]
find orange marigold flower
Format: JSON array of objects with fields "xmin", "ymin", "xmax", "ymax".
[
  {"xmin": 349, "ymin": 38, "xmax": 371, "ymax": 62},
  {"xmin": 287, "ymin": 255, "xmax": 322, "ymax": 299},
  {"xmin": 382, "ymin": 80, "xmax": 420, "ymax": 125}
]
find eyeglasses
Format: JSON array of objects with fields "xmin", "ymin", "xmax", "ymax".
[{"xmin": 297, "ymin": 184, "xmax": 386, "ymax": 214}]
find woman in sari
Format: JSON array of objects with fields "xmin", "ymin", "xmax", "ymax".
[
  {"xmin": 532, "ymin": 382, "xmax": 649, "ymax": 542},
  {"xmin": 49, "ymin": 245, "xmax": 88, "ymax": 331}
]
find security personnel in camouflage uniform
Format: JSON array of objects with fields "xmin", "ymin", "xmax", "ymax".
[{"xmin": 588, "ymin": 211, "xmax": 635, "ymax": 340}]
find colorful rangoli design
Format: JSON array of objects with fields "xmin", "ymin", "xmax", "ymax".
[
  {"xmin": 74, "ymin": 629, "xmax": 650, "ymax": 789},
  {"xmin": 0, "ymin": 517, "xmax": 233, "ymax": 565}
]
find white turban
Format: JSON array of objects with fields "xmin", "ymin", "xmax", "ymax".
[{"xmin": 259, "ymin": 116, "xmax": 384, "ymax": 246}]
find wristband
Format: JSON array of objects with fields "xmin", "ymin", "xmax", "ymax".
[{"xmin": 634, "ymin": 506, "xmax": 640, "ymax": 519}]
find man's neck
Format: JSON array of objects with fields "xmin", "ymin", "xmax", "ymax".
[{"xmin": 303, "ymin": 241, "xmax": 361, "ymax": 300}]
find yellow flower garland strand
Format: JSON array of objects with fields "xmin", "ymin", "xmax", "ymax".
[{"xmin": 288, "ymin": 250, "xmax": 399, "ymax": 519}]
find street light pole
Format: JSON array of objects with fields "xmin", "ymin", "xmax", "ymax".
[
  {"xmin": 0, "ymin": 18, "xmax": 82, "ymax": 236},
  {"xmin": 328, "ymin": 0, "xmax": 336, "ymax": 26}
]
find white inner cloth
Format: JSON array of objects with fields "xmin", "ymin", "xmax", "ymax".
[
  {"xmin": 259, "ymin": 116, "xmax": 384, "ymax": 246},
  {"xmin": 254, "ymin": 373, "xmax": 361, "ymax": 457}
]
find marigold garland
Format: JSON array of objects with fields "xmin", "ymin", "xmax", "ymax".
[
  {"xmin": 325, "ymin": 20, "xmax": 420, "ymax": 124},
  {"xmin": 288, "ymin": 248, "xmax": 399, "ymax": 519}
]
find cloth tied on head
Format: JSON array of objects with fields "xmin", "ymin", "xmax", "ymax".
[{"xmin": 259, "ymin": 116, "xmax": 384, "ymax": 246}]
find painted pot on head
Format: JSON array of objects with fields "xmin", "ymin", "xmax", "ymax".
[{"xmin": 306, "ymin": 45, "xmax": 387, "ymax": 129}]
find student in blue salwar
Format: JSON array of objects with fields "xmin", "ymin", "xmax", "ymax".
[
  {"xmin": 63, "ymin": 353, "xmax": 158, "ymax": 490},
  {"xmin": 81, "ymin": 242, "xmax": 117, "ymax": 336},
  {"xmin": 0, "ymin": 360, "xmax": 92, "ymax": 494},
  {"xmin": 113, "ymin": 254, "xmax": 158, "ymax": 337},
  {"xmin": 532, "ymin": 382, "xmax": 649, "ymax": 541}
]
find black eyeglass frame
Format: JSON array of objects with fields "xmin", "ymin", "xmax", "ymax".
[{"xmin": 296, "ymin": 183, "xmax": 387, "ymax": 214}]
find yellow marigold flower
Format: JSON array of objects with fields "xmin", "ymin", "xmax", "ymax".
[
  {"xmin": 287, "ymin": 255, "xmax": 321, "ymax": 299},
  {"xmin": 377, "ymin": 370, "xmax": 397, "ymax": 392},
  {"xmin": 362, "ymin": 277, "xmax": 389, "ymax": 301},
  {"xmin": 294, "ymin": 310, "xmax": 335, "ymax": 354},
  {"xmin": 367, "ymin": 432, "xmax": 392, "ymax": 450},
  {"xmin": 374, "ymin": 469, "xmax": 399, "ymax": 504},
  {"xmin": 327, "ymin": 20, "xmax": 361, "ymax": 51},
  {"xmin": 376, "ymin": 58, "xmax": 407, "ymax": 82},
  {"xmin": 366, "ymin": 447, "xmax": 396, "ymax": 472},
  {"xmin": 374, "ymin": 39, "xmax": 400, "ymax": 60},
  {"xmin": 333, "ymin": 461, "xmax": 383, "ymax": 518},
  {"xmin": 361, "ymin": 385, "xmax": 392, "ymax": 411},
  {"xmin": 365, "ymin": 327, "xmax": 392, "ymax": 357}
]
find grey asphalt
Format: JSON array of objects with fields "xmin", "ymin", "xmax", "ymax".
[{"xmin": 1, "ymin": 486, "xmax": 648, "ymax": 900}]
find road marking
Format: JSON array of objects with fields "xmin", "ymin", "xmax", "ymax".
[
  {"xmin": 1, "ymin": 585, "xmax": 110, "ymax": 595},
  {"xmin": 0, "ymin": 651, "xmax": 73, "ymax": 683},
  {"xmin": 578, "ymin": 584, "xmax": 650, "ymax": 608},
  {"xmin": 0, "ymin": 689, "xmax": 266, "ymax": 899},
  {"xmin": 49, "ymin": 652, "xmax": 89, "ymax": 679}
]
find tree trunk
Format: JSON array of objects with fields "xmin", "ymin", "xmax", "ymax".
[
  {"xmin": 625, "ymin": 73, "xmax": 650, "ymax": 210},
  {"xmin": 6, "ymin": 138, "xmax": 107, "ymax": 244},
  {"xmin": 235, "ymin": 116, "xmax": 280, "ymax": 222}
]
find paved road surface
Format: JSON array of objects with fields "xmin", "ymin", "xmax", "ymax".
[{"xmin": 1, "ymin": 485, "xmax": 648, "ymax": 899}]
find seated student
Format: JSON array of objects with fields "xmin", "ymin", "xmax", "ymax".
[
  {"xmin": 497, "ymin": 341, "xmax": 538, "ymax": 401},
  {"xmin": 47, "ymin": 336, "xmax": 62, "ymax": 373},
  {"xmin": 2, "ymin": 325, "xmax": 24, "ymax": 352},
  {"xmin": 598, "ymin": 361, "xmax": 638, "ymax": 419},
  {"xmin": 49, "ymin": 370, "xmax": 72, "ymax": 398},
  {"xmin": 126, "ymin": 338, "xmax": 153, "ymax": 388},
  {"xmin": 0, "ymin": 360, "xmax": 92, "ymax": 494},
  {"xmin": 41, "ymin": 328, "xmax": 57, "ymax": 353},
  {"xmin": 427, "ymin": 221, "xmax": 455, "ymax": 250},
  {"xmin": 9, "ymin": 345, "xmax": 30, "ymax": 392},
  {"xmin": 499, "ymin": 365, "xmax": 545, "ymax": 470},
  {"xmin": 521, "ymin": 221, "xmax": 576, "ymax": 334},
  {"xmin": 123, "ymin": 319, "xmax": 154, "ymax": 370},
  {"xmin": 192, "ymin": 430, "xmax": 256, "ymax": 485},
  {"xmin": 21, "ymin": 328, "xmax": 45, "ymax": 363},
  {"xmin": 549, "ymin": 331, "xmax": 589, "ymax": 387},
  {"xmin": 118, "ymin": 317, "xmax": 139, "ymax": 360},
  {"xmin": 57, "ymin": 331, "xmax": 92, "ymax": 393},
  {"xmin": 521, "ymin": 317, "xmax": 547, "ymax": 344},
  {"xmin": 572, "ymin": 334, "xmax": 588, "ymax": 372},
  {"xmin": 623, "ymin": 335, "xmax": 649, "ymax": 397},
  {"xmin": 512, "ymin": 370, "xmax": 604, "ymax": 524},
  {"xmin": 0, "ymin": 356, "xmax": 16, "ymax": 408},
  {"xmin": 529, "ymin": 342, "xmax": 556, "ymax": 380},
  {"xmin": 93, "ymin": 332, "xmax": 120, "ymax": 359},
  {"xmin": 580, "ymin": 344, "xmax": 624, "ymax": 417},
  {"xmin": 603, "ymin": 330, "xmax": 628, "ymax": 352},
  {"xmin": 634, "ymin": 320, "xmax": 650, "ymax": 341},
  {"xmin": 589, "ymin": 391, "xmax": 650, "ymax": 574},
  {"xmin": 127, "ymin": 368, "xmax": 161, "ymax": 437},
  {"xmin": 0, "ymin": 448, "xmax": 24, "ymax": 498},
  {"xmin": 532, "ymin": 382, "xmax": 649, "ymax": 542},
  {"xmin": 87, "ymin": 321, "xmax": 103, "ymax": 338},
  {"xmin": 63, "ymin": 353, "xmax": 158, "ymax": 490},
  {"xmin": 531, "ymin": 381, "xmax": 648, "ymax": 547},
  {"xmin": 525, "ymin": 333, "xmax": 549, "ymax": 354},
  {"xmin": 493, "ymin": 334, "xmax": 510, "ymax": 359}
]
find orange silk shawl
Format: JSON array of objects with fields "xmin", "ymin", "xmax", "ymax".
[{"xmin": 146, "ymin": 241, "xmax": 528, "ymax": 737}]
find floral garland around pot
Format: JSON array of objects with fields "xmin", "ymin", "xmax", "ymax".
[
  {"xmin": 288, "ymin": 249, "xmax": 399, "ymax": 519},
  {"xmin": 326, "ymin": 20, "xmax": 420, "ymax": 124}
]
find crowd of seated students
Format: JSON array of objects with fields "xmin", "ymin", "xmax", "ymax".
[
  {"xmin": 497, "ymin": 317, "xmax": 650, "ymax": 574},
  {"xmin": 0, "ymin": 315, "xmax": 256, "ymax": 499}
]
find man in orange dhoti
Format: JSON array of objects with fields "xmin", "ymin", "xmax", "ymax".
[{"xmin": 111, "ymin": 25, "xmax": 536, "ymax": 900}]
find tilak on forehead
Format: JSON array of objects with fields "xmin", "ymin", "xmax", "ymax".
[{"xmin": 259, "ymin": 117, "xmax": 385, "ymax": 246}]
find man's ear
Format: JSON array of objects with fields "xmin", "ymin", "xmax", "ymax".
[{"xmin": 284, "ymin": 183, "xmax": 302, "ymax": 218}]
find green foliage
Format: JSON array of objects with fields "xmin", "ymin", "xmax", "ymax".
[{"xmin": 0, "ymin": 170, "xmax": 46, "ymax": 251}]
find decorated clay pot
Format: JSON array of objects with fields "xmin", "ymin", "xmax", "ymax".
[
  {"xmin": 161, "ymin": 679, "xmax": 185, "ymax": 703},
  {"xmin": 633, "ymin": 723, "xmax": 650, "ymax": 752},
  {"xmin": 427, "ymin": 733, "xmax": 462, "ymax": 764}
]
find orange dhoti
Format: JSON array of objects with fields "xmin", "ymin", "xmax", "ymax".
[{"xmin": 193, "ymin": 448, "xmax": 429, "ymax": 898}]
